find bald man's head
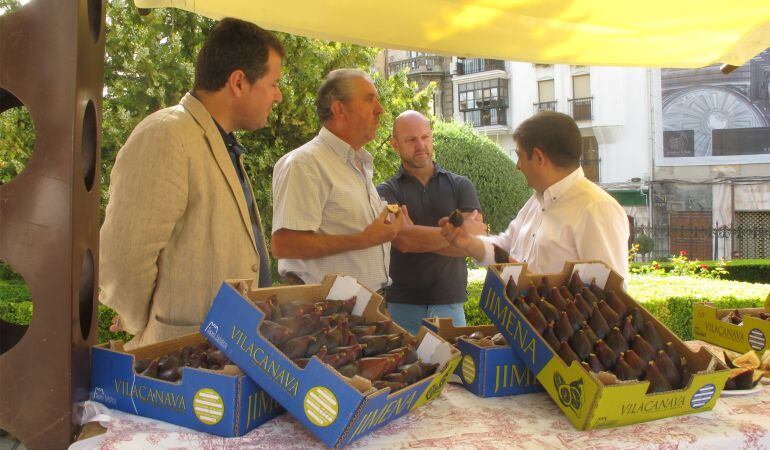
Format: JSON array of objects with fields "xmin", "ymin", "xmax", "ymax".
[{"xmin": 390, "ymin": 110, "xmax": 434, "ymax": 172}]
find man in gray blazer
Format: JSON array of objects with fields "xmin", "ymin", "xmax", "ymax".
[{"xmin": 100, "ymin": 19, "xmax": 284, "ymax": 349}]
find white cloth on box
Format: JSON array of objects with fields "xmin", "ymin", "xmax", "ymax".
[
  {"xmin": 477, "ymin": 167, "xmax": 629, "ymax": 280},
  {"xmin": 272, "ymin": 127, "xmax": 391, "ymax": 291}
]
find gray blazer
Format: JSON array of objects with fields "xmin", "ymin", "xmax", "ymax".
[{"xmin": 100, "ymin": 93, "xmax": 268, "ymax": 349}]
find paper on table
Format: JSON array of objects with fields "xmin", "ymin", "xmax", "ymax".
[
  {"xmin": 326, "ymin": 275, "xmax": 372, "ymax": 316},
  {"xmin": 571, "ymin": 263, "xmax": 611, "ymax": 289},
  {"xmin": 416, "ymin": 332, "xmax": 453, "ymax": 367},
  {"xmin": 499, "ymin": 265, "xmax": 523, "ymax": 290}
]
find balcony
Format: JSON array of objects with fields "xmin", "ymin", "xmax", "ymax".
[
  {"xmin": 456, "ymin": 58, "xmax": 505, "ymax": 75},
  {"xmin": 569, "ymin": 96, "xmax": 593, "ymax": 120},
  {"xmin": 388, "ymin": 55, "xmax": 445, "ymax": 76},
  {"xmin": 533, "ymin": 101, "xmax": 557, "ymax": 113}
]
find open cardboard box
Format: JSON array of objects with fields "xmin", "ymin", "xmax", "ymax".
[
  {"xmin": 480, "ymin": 261, "xmax": 729, "ymax": 430},
  {"xmin": 693, "ymin": 303, "xmax": 770, "ymax": 355},
  {"xmin": 90, "ymin": 332, "xmax": 282, "ymax": 436},
  {"xmin": 201, "ymin": 274, "xmax": 460, "ymax": 448},
  {"xmin": 422, "ymin": 317, "xmax": 542, "ymax": 397}
]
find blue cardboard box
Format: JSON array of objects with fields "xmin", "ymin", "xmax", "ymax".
[
  {"xmin": 90, "ymin": 332, "xmax": 282, "ymax": 437},
  {"xmin": 422, "ymin": 318, "xmax": 542, "ymax": 397},
  {"xmin": 201, "ymin": 275, "xmax": 461, "ymax": 448}
]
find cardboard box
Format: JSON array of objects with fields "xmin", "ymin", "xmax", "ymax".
[
  {"xmin": 480, "ymin": 261, "xmax": 730, "ymax": 430},
  {"xmin": 422, "ymin": 318, "xmax": 542, "ymax": 397},
  {"xmin": 692, "ymin": 303, "xmax": 770, "ymax": 355},
  {"xmin": 90, "ymin": 332, "xmax": 282, "ymax": 437},
  {"xmin": 201, "ymin": 275, "xmax": 461, "ymax": 448}
]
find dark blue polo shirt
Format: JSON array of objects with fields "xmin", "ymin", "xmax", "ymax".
[
  {"xmin": 213, "ymin": 121, "xmax": 271, "ymax": 288},
  {"xmin": 377, "ymin": 163, "xmax": 481, "ymax": 305}
]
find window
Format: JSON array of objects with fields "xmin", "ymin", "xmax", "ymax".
[
  {"xmin": 458, "ymin": 79, "xmax": 508, "ymax": 127},
  {"xmin": 535, "ymin": 79, "xmax": 556, "ymax": 112},
  {"xmin": 570, "ymin": 74, "xmax": 592, "ymax": 120},
  {"xmin": 581, "ymin": 136, "xmax": 599, "ymax": 182},
  {"xmin": 572, "ymin": 74, "xmax": 590, "ymax": 98}
]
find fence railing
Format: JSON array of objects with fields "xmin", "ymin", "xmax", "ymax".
[
  {"xmin": 533, "ymin": 101, "xmax": 557, "ymax": 113},
  {"xmin": 388, "ymin": 55, "xmax": 445, "ymax": 75},
  {"xmin": 631, "ymin": 224, "xmax": 770, "ymax": 260},
  {"xmin": 456, "ymin": 58, "xmax": 505, "ymax": 75},
  {"xmin": 568, "ymin": 96, "xmax": 593, "ymax": 120}
]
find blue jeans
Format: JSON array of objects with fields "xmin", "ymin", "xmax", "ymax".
[{"xmin": 386, "ymin": 302, "xmax": 466, "ymax": 336}]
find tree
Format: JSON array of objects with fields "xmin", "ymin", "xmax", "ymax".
[{"xmin": 431, "ymin": 120, "xmax": 530, "ymax": 233}]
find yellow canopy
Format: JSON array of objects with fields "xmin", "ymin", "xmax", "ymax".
[{"xmin": 135, "ymin": 0, "xmax": 770, "ymax": 68}]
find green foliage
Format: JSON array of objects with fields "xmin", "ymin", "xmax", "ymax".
[
  {"xmin": 631, "ymin": 259, "xmax": 770, "ymax": 284},
  {"xmin": 633, "ymin": 233, "xmax": 654, "ymax": 257},
  {"xmin": 432, "ymin": 121, "xmax": 530, "ymax": 233},
  {"xmin": 0, "ymin": 262, "xmax": 22, "ymax": 281},
  {"xmin": 0, "ymin": 280, "xmax": 29, "ymax": 304},
  {"xmin": 98, "ymin": 305, "xmax": 134, "ymax": 344}
]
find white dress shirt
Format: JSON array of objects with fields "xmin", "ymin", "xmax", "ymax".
[
  {"xmin": 272, "ymin": 127, "xmax": 390, "ymax": 291},
  {"xmin": 478, "ymin": 167, "xmax": 629, "ymax": 279}
]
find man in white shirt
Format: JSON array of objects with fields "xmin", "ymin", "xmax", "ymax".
[
  {"xmin": 440, "ymin": 111, "xmax": 629, "ymax": 279},
  {"xmin": 271, "ymin": 69, "xmax": 403, "ymax": 291}
]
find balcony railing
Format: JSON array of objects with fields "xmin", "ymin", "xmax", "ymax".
[
  {"xmin": 456, "ymin": 58, "xmax": 505, "ymax": 75},
  {"xmin": 533, "ymin": 101, "xmax": 557, "ymax": 113},
  {"xmin": 568, "ymin": 96, "xmax": 593, "ymax": 120},
  {"xmin": 388, "ymin": 56, "xmax": 445, "ymax": 75}
]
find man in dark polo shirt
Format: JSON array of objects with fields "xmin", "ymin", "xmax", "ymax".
[{"xmin": 377, "ymin": 111, "xmax": 486, "ymax": 334}]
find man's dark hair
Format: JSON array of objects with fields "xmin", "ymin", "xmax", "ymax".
[
  {"xmin": 512, "ymin": 111, "xmax": 582, "ymax": 168},
  {"xmin": 194, "ymin": 18, "xmax": 285, "ymax": 91}
]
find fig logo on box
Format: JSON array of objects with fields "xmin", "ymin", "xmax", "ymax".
[
  {"xmin": 194, "ymin": 388, "xmax": 225, "ymax": 425},
  {"xmin": 304, "ymin": 386, "xmax": 338, "ymax": 427},
  {"xmin": 92, "ymin": 387, "xmax": 116, "ymax": 405},
  {"xmin": 748, "ymin": 329, "xmax": 766, "ymax": 351},
  {"xmin": 461, "ymin": 355, "xmax": 476, "ymax": 384},
  {"xmin": 553, "ymin": 372, "xmax": 583, "ymax": 414},
  {"xmin": 690, "ymin": 384, "xmax": 716, "ymax": 409},
  {"xmin": 204, "ymin": 321, "xmax": 228, "ymax": 350}
]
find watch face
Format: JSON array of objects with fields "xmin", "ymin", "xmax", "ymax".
[{"xmin": 663, "ymin": 86, "xmax": 766, "ymax": 157}]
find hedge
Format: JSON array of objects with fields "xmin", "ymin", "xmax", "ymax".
[
  {"xmin": 631, "ymin": 259, "xmax": 770, "ymax": 284},
  {"xmin": 433, "ymin": 120, "xmax": 530, "ymax": 234},
  {"xmin": 464, "ymin": 272, "xmax": 769, "ymax": 340}
]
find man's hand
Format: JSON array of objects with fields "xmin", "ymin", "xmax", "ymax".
[
  {"xmin": 463, "ymin": 210, "xmax": 488, "ymax": 236},
  {"xmin": 360, "ymin": 206, "xmax": 404, "ymax": 247},
  {"xmin": 109, "ymin": 315, "xmax": 124, "ymax": 333},
  {"xmin": 439, "ymin": 217, "xmax": 475, "ymax": 250}
]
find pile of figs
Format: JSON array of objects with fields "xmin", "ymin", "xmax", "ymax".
[
  {"xmin": 722, "ymin": 350, "xmax": 770, "ymax": 390},
  {"xmin": 721, "ymin": 309, "xmax": 770, "ymax": 326},
  {"xmin": 133, "ymin": 342, "xmax": 232, "ymax": 382},
  {"xmin": 508, "ymin": 272, "xmax": 694, "ymax": 394},
  {"xmin": 449, "ymin": 330, "xmax": 508, "ymax": 348},
  {"xmin": 256, "ymin": 296, "xmax": 438, "ymax": 392}
]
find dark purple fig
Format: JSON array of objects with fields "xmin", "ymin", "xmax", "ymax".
[
  {"xmin": 158, "ymin": 367, "xmax": 181, "ymax": 382},
  {"xmin": 293, "ymin": 357, "xmax": 310, "ymax": 369},
  {"xmin": 645, "ymin": 361, "xmax": 672, "ymax": 393},
  {"xmin": 631, "ymin": 334, "xmax": 656, "ymax": 362},
  {"xmin": 654, "ymin": 350, "xmax": 681, "ymax": 388},
  {"xmin": 594, "ymin": 340, "xmax": 617, "ymax": 370},
  {"xmin": 141, "ymin": 359, "xmax": 159, "ymax": 378},
  {"xmin": 597, "ymin": 301, "xmax": 621, "ymax": 329},
  {"xmin": 525, "ymin": 282, "xmax": 540, "ymax": 304},
  {"xmin": 206, "ymin": 349, "xmax": 228, "ymax": 367},
  {"xmin": 723, "ymin": 309, "xmax": 743, "ymax": 325},
  {"xmin": 324, "ymin": 324, "xmax": 346, "ymax": 350},
  {"xmin": 548, "ymin": 287, "xmax": 568, "ymax": 311},
  {"xmin": 373, "ymin": 380, "xmax": 407, "ymax": 391},
  {"xmin": 134, "ymin": 358, "xmax": 151, "ymax": 374},
  {"xmin": 527, "ymin": 303, "xmax": 548, "ymax": 334},
  {"xmin": 730, "ymin": 368, "xmax": 755, "ymax": 390},
  {"xmin": 338, "ymin": 362, "xmax": 359, "ymax": 378},
  {"xmin": 505, "ymin": 275, "xmax": 517, "ymax": 300},
  {"xmin": 664, "ymin": 342, "xmax": 682, "ymax": 370},
  {"xmin": 642, "ymin": 320, "xmax": 664, "ymax": 351},
  {"xmin": 558, "ymin": 341, "xmax": 581, "ymax": 366},
  {"xmin": 468, "ymin": 330, "xmax": 486, "ymax": 340},
  {"xmin": 629, "ymin": 308, "xmax": 645, "ymax": 333},
  {"xmin": 605, "ymin": 290, "xmax": 627, "ymax": 318},
  {"xmin": 537, "ymin": 298, "xmax": 559, "ymax": 323},
  {"xmin": 579, "ymin": 321, "xmax": 599, "ymax": 343},
  {"xmin": 543, "ymin": 322, "xmax": 561, "ymax": 350},
  {"xmin": 382, "ymin": 371, "xmax": 409, "ymax": 383},
  {"xmin": 565, "ymin": 300, "xmax": 584, "ymax": 330},
  {"xmin": 580, "ymin": 286, "xmax": 600, "ymax": 307},
  {"xmin": 514, "ymin": 296, "xmax": 529, "ymax": 313},
  {"xmin": 374, "ymin": 320, "xmax": 392, "ymax": 335},
  {"xmin": 620, "ymin": 316, "xmax": 635, "ymax": 342},
  {"xmin": 587, "ymin": 353, "xmax": 604, "ymax": 373},
  {"xmin": 724, "ymin": 376, "xmax": 736, "ymax": 390},
  {"xmin": 340, "ymin": 297, "xmax": 357, "ymax": 315},
  {"xmin": 623, "ymin": 350, "xmax": 647, "ymax": 376},
  {"xmin": 385, "ymin": 334, "xmax": 404, "ymax": 352},
  {"xmin": 254, "ymin": 295, "xmax": 279, "ymax": 320},
  {"xmin": 357, "ymin": 356, "xmax": 396, "ymax": 381},
  {"xmin": 573, "ymin": 293, "xmax": 593, "ymax": 320},
  {"xmin": 614, "ymin": 355, "xmax": 640, "ymax": 381},
  {"xmin": 606, "ymin": 327, "xmax": 629, "ymax": 355},
  {"xmin": 559, "ymin": 285, "xmax": 575, "ymax": 302},
  {"xmin": 580, "ymin": 361, "xmax": 592, "ymax": 373},
  {"xmin": 351, "ymin": 325, "xmax": 377, "ymax": 336},
  {"xmin": 589, "ymin": 280, "xmax": 606, "ymax": 301},
  {"xmin": 570, "ymin": 330, "xmax": 593, "ymax": 360},
  {"xmin": 279, "ymin": 335, "xmax": 316, "ymax": 359},
  {"xmin": 536, "ymin": 277, "xmax": 549, "ymax": 299},
  {"xmin": 305, "ymin": 328, "xmax": 329, "ymax": 355},
  {"xmin": 280, "ymin": 301, "xmax": 319, "ymax": 317},
  {"xmin": 360, "ymin": 335, "xmax": 390, "ymax": 356},
  {"xmin": 260, "ymin": 320, "xmax": 294, "ymax": 345},
  {"xmin": 331, "ymin": 344, "xmax": 363, "ymax": 367},
  {"xmin": 568, "ymin": 271, "xmax": 584, "ymax": 296},
  {"xmin": 348, "ymin": 315, "xmax": 365, "ymax": 326},
  {"xmin": 680, "ymin": 364, "xmax": 692, "ymax": 389},
  {"xmin": 555, "ymin": 311, "xmax": 575, "ymax": 342},
  {"xmin": 418, "ymin": 361, "xmax": 440, "ymax": 379},
  {"xmin": 277, "ymin": 311, "xmax": 322, "ymax": 336},
  {"xmin": 589, "ymin": 307, "xmax": 610, "ymax": 340},
  {"xmin": 448, "ymin": 209, "xmax": 464, "ymax": 227}
]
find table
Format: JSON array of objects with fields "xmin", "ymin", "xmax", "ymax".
[{"xmin": 71, "ymin": 343, "xmax": 770, "ymax": 449}]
